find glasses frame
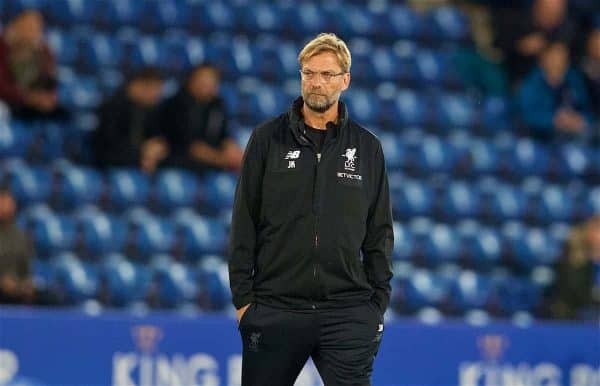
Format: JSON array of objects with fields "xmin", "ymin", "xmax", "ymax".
[{"xmin": 299, "ymin": 69, "xmax": 347, "ymax": 83}]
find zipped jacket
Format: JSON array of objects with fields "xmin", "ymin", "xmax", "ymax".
[{"xmin": 228, "ymin": 97, "xmax": 394, "ymax": 314}]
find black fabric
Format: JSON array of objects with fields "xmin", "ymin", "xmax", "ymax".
[
  {"xmin": 238, "ymin": 301, "xmax": 383, "ymax": 386},
  {"xmin": 228, "ymin": 96, "xmax": 394, "ymax": 315},
  {"xmin": 303, "ymin": 124, "xmax": 327, "ymax": 153},
  {"xmin": 93, "ymin": 89, "xmax": 161, "ymax": 168}
]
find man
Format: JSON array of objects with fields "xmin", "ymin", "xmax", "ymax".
[
  {"xmin": 94, "ymin": 68, "xmax": 168, "ymax": 173},
  {"xmin": 158, "ymin": 64, "xmax": 243, "ymax": 174},
  {"xmin": 228, "ymin": 33, "xmax": 394, "ymax": 385},
  {"xmin": 516, "ymin": 41, "xmax": 593, "ymax": 139},
  {"xmin": 0, "ymin": 9, "xmax": 65, "ymax": 120},
  {"xmin": 0, "ymin": 187, "xmax": 35, "ymax": 305}
]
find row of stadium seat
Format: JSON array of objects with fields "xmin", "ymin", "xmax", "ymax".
[
  {"xmin": 391, "ymin": 263, "xmax": 552, "ymax": 316},
  {"xmin": 47, "ymin": 28, "xmax": 467, "ymax": 84},
  {"xmin": 1, "ymin": 162, "xmax": 237, "ymax": 212},
  {"xmin": 18, "ymin": 199, "xmax": 570, "ymax": 271},
  {"xmin": 4, "ymin": 0, "xmax": 470, "ymax": 43},
  {"xmin": 32, "ymin": 252, "xmax": 230, "ymax": 309}
]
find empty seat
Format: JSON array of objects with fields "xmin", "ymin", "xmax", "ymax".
[
  {"xmin": 101, "ymin": 253, "xmax": 152, "ymax": 306},
  {"xmin": 80, "ymin": 33, "xmax": 125, "ymax": 70},
  {"xmin": 56, "ymin": 164, "xmax": 104, "ymax": 208},
  {"xmin": 506, "ymin": 139, "xmax": 551, "ymax": 177},
  {"xmin": 51, "ymin": 252, "xmax": 98, "ymax": 304},
  {"xmin": 79, "ymin": 212, "xmax": 127, "ymax": 255},
  {"xmin": 8, "ymin": 166, "xmax": 53, "ymax": 206},
  {"xmin": 174, "ymin": 209, "xmax": 228, "ymax": 258},
  {"xmin": 506, "ymin": 227, "xmax": 561, "ymax": 269},
  {"xmin": 196, "ymin": 255, "xmax": 231, "ymax": 310},
  {"xmin": 28, "ymin": 212, "xmax": 77, "ymax": 256},
  {"xmin": 535, "ymin": 185, "xmax": 576, "ymax": 223},
  {"xmin": 131, "ymin": 216, "xmax": 176, "ymax": 255},
  {"xmin": 0, "ymin": 121, "xmax": 34, "ymax": 158},
  {"xmin": 422, "ymin": 224, "xmax": 462, "ymax": 265},
  {"xmin": 434, "ymin": 93, "xmax": 477, "ymax": 129},
  {"xmin": 201, "ymin": 172, "xmax": 237, "ymax": 211},
  {"xmin": 391, "ymin": 89, "xmax": 429, "ymax": 126},
  {"xmin": 495, "ymin": 276, "xmax": 541, "ymax": 314},
  {"xmin": 392, "ymin": 222, "xmax": 415, "ymax": 261},
  {"xmin": 440, "ymin": 182, "xmax": 483, "ymax": 219},
  {"xmin": 424, "ymin": 6, "xmax": 470, "ymax": 42},
  {"xmin": 150, "ymin": 255, "xmax": 198, "ymax": 308},
  {"xmin": 401, "ymin": 269, "xmax": 450, "ymax": 311},
  {"xmin": 460, "ymin": 226, "xmax": 503, "ymax": 269},
  {"xmin": 486, "ymin": 184, "xmax": 529, "ymax": 221},
  {"xmin": 392, "ymin": 179, "xmax": 435, "ymax": 218},
  {"xmin": 107, "ymin": 169, "xmax": 151, "ymax": 209},
  {"xmin": 154, "ymin": 169, "xmax": 200, "ymax": 210},
  {"xmin": 450, "ymin": 270, "xmax": 493, "ymax": 312}
]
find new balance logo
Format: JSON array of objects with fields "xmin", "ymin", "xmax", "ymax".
[{"xmin": 285, "ymin": 150, "xmax": 301, "ymax": 159}]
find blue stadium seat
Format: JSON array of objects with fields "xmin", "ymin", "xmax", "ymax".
[
  {"xmin": 535, "ymin": 185, "xmax": 575, "ymax": 223},
  {"xmin": 393, "ymin": 179, "xmax": 435, "ymax": 218},
  {"xmin": 8, "ymin": 166, "xmax": 53, "ymax": 205},
  {"xmin": 588, "ymin": 187, "xmax": 600, "ymax": 214},
  {"xmin": 506, "ymin": 139, "xmax": 551, "ymax": 177},
  {"xmin": 379, "ymin": 132, "xmax": 408, "ymax": 170},
  {"xmin": 413, "ymin": 50, "xmax": 453, "ymax": 86},
  {"xmin": 237, "ymin": 3, "xmax": 286, "ymax": 34},
  {"xmin": 337, "ymin": 6, "xmax": 377, "ymax": 38},
  {"xmin": 289, "ymin": 3, "xmax": 331, "ymax": 38},
  {"xmin": 201, "ymin": 172, "xmax": 238, "ymax": 211},
  {"xmin": 46, "ymin": 29, "xmax": 79, "ymax": 66},
  {"xmin": 196, "ymin": 255, "xmax": 231, "ymax": 310},
  {"xmin": 80, "ymin": 34, "xmax": 124, "ymax": 70},
  {"xmin": 59, "ymin": 75, "xmax": 101, "ymax": 110},
  {"xmin": 460, "ymin": 226, "xmax": 503, "ymax": 268},
  {"xmin": 0, "ymin": 121, "xmax": 34, "ymax": 158},
  {"xmin": 191, "ymin": 2, "xmax": 236, "ymax": 32},
  {"xmin": 102, "ymin": 0, "xmax": 143, "ymax": 28},
  {"xmin": 495, "ymin": 276, "xmax": 541, "ymax": 314},
  {"xmin": 101, "ymin": 253, "xmax": 152, "ymax": 306},
  {"xmin": 450, "ymin": 270, "xmax": 493, "ymax": 312},
  {"xmin": 440, "ymin": 182, "xmax": 483, "ymax": 219},
  {"xmin": 434, "ymin": 93, "xmax": 476, "ymax": 129},
  {"xmin": 251, "ymin": 85, "xmax": 288, "ymax": 121},
  {"xmin": 107, "ymin": 169, "xmax": 151, "ymax": 209},
  {"xmin": 392, "ymin": 89, "xmax": 429, "ymax": 126},
  {"xmin": 56, "ymin": 164, "xmax": 104, "ymax": 208},
  {"xmin": 481, "ymin": 97, "xmax": 511, "ymax": 132},
  {"xmin": 51, "ymin": 252, "xmax": 98, "ymax": 304},
  {"xmin": 424, "ymin": 6, "xmax": 470, "ymax": 42},
  {"xmin": 32, "ymin": 258, "xmax": 54, "ymax": 294},
  {"xmin": 46, "ymin": 0, "xmax": 99, "ymax": 25},
  {"xmin": 467, "ymin": 139, "xmax": 501, "ymax": 175},
  {"xmin": 381, "ymin": 5, "xmax": 423, "ymax": 40},
  {"xmin": 392, "ymin": 222, "xmax": 415, "ymax": 261},
  {"xmin": 422, "ymin": 224, "xmax": 461, "ymax": 265},
  {"xmin": 506, "ymin": 227, "xmax": 561, "ymax": 269},
  {"xmin": 28, "ymin": 213, "xmax": 77, "ymax": 256},
  {"xmin": 486, "ymin": 183, "xmax": 529, "ymax": 221},
  {"xmin": 131, "ymin": 216, "xmax": 176, "ymax": 256},
  {"xmin": 154, "ymin": 169, "xmax": 200, "ymax": 210},
  {"xmin": 413, "ymin": 136, "xmax": 461, "ymax": 173},
  {"xmin": 141, "ymin": 0, "xmax": 191, "ymax": 31},
  {"xmin": 344, "ymin": 89, "xmax": 381, "ymax": 124},
  {"xmin": 255, "ymin": 39, "xmax": 299, "ymax": 81},
  {"xmin": 150, "ymin": 255, "xmax": 197, "ymax": 308},
  {"xmin": 174, "ymin": 210, "xmax": 228, "ymax": 259},
  {"xmin": 370, "ymin": 47, "xmax": 402, "ymax": 82},
  {"xmin": 401, "ymin": 269, "xmax": 450, "ymax": 311},
  {"xmin": 556, "ymin": 143, "xmax": 592, "ymax": 177},
  {"xmin": 79, "ymin": 212, "xmax": 127, "ymax": 255}
]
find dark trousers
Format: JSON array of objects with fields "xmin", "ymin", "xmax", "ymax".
[{"xmin": 238, "ymin": 301, "xmax": 384, "ymax": 386}]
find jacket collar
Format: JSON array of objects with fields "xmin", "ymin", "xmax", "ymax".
[{"xmin": 288, "ymin": 96, "xmax": 348, "ymax": 147}]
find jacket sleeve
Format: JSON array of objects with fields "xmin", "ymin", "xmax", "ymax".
[
  {"xmin": 228, "ymin": 130, "xmax": 265, "ymax": 309},
  {"xmin": 362, "ymin": 142, "xmax": 394, "ymax": 315}
]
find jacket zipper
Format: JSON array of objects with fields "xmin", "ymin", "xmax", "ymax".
[{"xmin": 312, "ymin": 152, "xmax": 321, "ymax": 308}]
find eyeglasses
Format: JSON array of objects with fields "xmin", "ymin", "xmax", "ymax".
[{"xmin": 299, "ymin": 69, "xmax": 346, "ymax": 83}]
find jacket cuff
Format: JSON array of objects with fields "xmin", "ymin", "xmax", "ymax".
[{"xmin": 233, "ymin": 293, "xmax": 254, "ymax": 310}]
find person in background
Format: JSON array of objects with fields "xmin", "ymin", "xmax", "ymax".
[
  {"xmin": 94, "ymin": 68, "xmax": 168, "ymax": 174},
  {"xmin": 581, "ymin": 29, "xmax": 600, "ymax": 119},
  {"xmin": 493, "ymin": 0, "xmax": 578, "ymax": 84},
  {"xmin": 0, "ymin": 9, "xmax": 65, "ymax": 120},
  {"xmin": 516, "ymin": 41, "xmax": 593, "ymax": 139},
  {"xmin": 158, "ymin": 64, "xmax": 243, "ymax": 174},
  {"xmin": 552, "ymin": 215, "xmax": 600, "ymax": 320},
  {"xmin": 0, "ymin": 187, "xmax": 35, "ymax": 305}
]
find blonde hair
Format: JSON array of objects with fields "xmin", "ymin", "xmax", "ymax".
[{"xmin": 298, "ymin": 33, "xmax": 351, "ymax": 73}]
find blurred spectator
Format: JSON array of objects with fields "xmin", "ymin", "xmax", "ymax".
[
  {"xmin": 493, "ymin": 0, "xmax": 578, "ymax": 83},
  {"xmin": 94, "ymin": 68, "xmax": 168, "ymax": 173},
  {"xmin": 158, "ymin": 64, "xmax": 243, "ymax": 174},
  {"xmin": 516, "ymin": 41, "xmax": 593, "ymax": 139},
  {"xmin": 551, "ymin": 215, "xmax": 600, "ymax": 320},
  {"xmin": 0, "ymin": 187, "xmax": 35, "ymax": 305},
  {"xmin": 581, "ymin": 29, "xmax": 600, "ymax": 118},
  {"xmin": 0, "ymin": 10, "xmax": 66, "ymax": 120}
]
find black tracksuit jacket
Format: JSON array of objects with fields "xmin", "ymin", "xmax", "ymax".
[{"xmin": 228, "ymin": 97, "xmax": 394, "ymax": 314}]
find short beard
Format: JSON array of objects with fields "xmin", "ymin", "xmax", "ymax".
[{"xmin": 303, "ymin": 93, "xmax": 336, "ymax": 113}]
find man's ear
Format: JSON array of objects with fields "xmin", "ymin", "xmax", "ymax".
[{"xmin": 341, "ymin": 72, "xmax": 351, "ymax": 91}]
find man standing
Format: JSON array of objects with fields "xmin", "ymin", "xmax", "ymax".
[{"xmin": 228, "ymin": 33, "xmax": 394, "ymax": 385}]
